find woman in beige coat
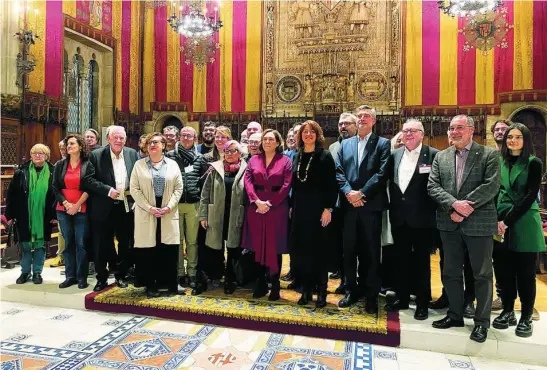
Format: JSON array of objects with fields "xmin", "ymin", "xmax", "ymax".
[
  {"xmin": 130, "ymin": 132, "xmax": 183, "ymax": 297},
  {"xmin": 195, "ymin": 140, "xmax": 247, "ymax": 295}
]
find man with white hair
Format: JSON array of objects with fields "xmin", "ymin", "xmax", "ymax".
[
  {"xmin": 246, "ymin": 121, "xmax": 262, "ymax": 136},
  {"xmin": 166, "ymin": 126, "xmax": 208, "ymax": 288},
  {"xmin": 240, "ymin": 129, "xmax": 249, "ymax": 145},
  {"xmin": 247, "ymin": 133, "xmax": 262, "ymax": 157},
  {"xmin": 87, "ymin": 125, "xmax": 139, "ymax": 292},
  {"xmin": 385, "ymin": 119, "xmax": 439, "ymax": 321}
]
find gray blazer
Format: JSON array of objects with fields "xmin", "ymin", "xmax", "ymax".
[{"xmin": 427, "ymin": 141, "xmax": 500, "ymax": 236}]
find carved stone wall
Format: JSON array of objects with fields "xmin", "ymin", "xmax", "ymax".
[{"xmin": 263, "ymin": 0, "xmax": 401, "ymax": 117}]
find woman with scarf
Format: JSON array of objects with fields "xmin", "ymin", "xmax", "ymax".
[
  {"xmin": 130, "ymin": 132, "xmax": 183, "ymax": 297},
  {"xmin": 53, "ymin": 134, "xmax": 96, "ymax": 289},
  {"xmin": 243, "ymin": 129, "xmax": 292, "ymax": 301},
  {"xmin": 195, "ymin": 140, "xmax": 248, "ymax": 295},
  {"xmin": 6, "ymin": 144, "xmax": 56, "ymax": 285}
]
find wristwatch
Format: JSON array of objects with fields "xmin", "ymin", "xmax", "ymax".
[{"xmin": 327, "ymin": 208, "xmax": 333, "ymax": 213}]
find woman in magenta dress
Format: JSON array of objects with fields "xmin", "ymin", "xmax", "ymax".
[{"xmin": 243, "ymin": 129, "xmax": 292, "ymax": 301}]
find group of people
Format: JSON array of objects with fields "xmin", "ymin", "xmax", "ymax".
[{"xmin": 5, "ymin": 105, "xmax": 545, "ymax": 343}]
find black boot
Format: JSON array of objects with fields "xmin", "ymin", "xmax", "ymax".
[
  {"xmin": 316, "ymin": 284, "xmax": 327, "ymax": 308},
  {"xmin": 515, "ymin": 316, "xmax": 533, "ymax": 338},
  {"xmin": 298, "ymin": 290, "xmax": 313, "ymax": 305},
  {"xmin": 191, "ymin": 270, "xmax": 208, "ymax": 296},
  {"xmin": 253, "ymin": 275, "xmax": 269, "ymax": 298},
  {"xmin": 268, "ymin": 279, "xmax": 280, "ymax": 301},
  {"xmin": 493, "ymin": 310, "xmax": 517, "ymax": 330},
  {"xmin": 224, "ymin": 281, "xmax": 237, "ymax": 295}
]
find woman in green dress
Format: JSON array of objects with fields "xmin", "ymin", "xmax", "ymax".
[{"xmin": 493, "ymin": 122, "xmax": 545, "ymax": 338}]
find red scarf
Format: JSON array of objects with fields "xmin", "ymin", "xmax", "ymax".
[{"xmin": 223, "ymin": 160, "xmax": 241, "ymax": 175}]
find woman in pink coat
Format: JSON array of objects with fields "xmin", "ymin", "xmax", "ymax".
[{"xmin": 242, "ymin": 129, "xmax": 292, "ymax": 301}]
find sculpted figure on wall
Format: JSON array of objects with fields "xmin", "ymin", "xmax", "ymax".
[
  {"xmin": 303, "ymin": 74, "xmax": 313, "ymax": 102},
  {"xmin": 347, "ymin": 73, "xmax": 356, "ymax": 102},
  {"xmin": 349, "ymin": 1, "xmax": 371, "ymax": 31}
]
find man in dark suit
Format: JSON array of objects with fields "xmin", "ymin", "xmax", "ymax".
[
  {"xmin": 87, "ymin": 125, "xmax": 139, "ymax": 292},
  {"xmin": 335, "ymin": 105, "xmax": 390, "ymax": 314},
  {"xmin": 427, "ymin": 114, "xmax": 500, "ymax": 343},
  {"xmin": 385, "ymin": 119, "xmax": 438, "ymax": 320}
]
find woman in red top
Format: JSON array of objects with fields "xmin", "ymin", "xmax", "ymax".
[{"xmin": 53, "ymin": 134, "xmax": 95, "ymax": 289}]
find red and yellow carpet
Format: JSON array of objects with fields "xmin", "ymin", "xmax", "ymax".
[{"xmin": 85, "ymin": 279, "xmax": 400, "ymax": 346}]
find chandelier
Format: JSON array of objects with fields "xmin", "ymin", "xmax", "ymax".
[{"xmin": 438, "ymin": 0, "xmax": 503, "ymax": 17}]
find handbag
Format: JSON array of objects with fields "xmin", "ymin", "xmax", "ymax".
[
  {"xmin": 232, "ymin": 249, "xmax": 257, "ymax": 286},
  {"xmin": 2, "ymin": 219, "xmax": 21, "ymax": 267}
]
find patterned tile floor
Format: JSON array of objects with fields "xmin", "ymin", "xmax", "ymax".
[{"xmin": 1, "ymin": 302, "xmax": 546, "ymax": 370}]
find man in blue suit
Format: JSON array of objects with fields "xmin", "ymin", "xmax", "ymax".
[{"xmin": 335, "ymin": 105, "xmax": 391, "ymax": 314}]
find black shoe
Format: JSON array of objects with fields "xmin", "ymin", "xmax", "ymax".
[
  {"xmin": 515, "ymin": 316, "xmax": 533, "ymax": 338},
  {"xmin": 93, "ymin": 280, "xmax": 108, "ymax": 292},
  {"xmin": 191, "ymin": 281, "xmax": 207, "ymax": 295},
  {"xmin": 385, "ymin": 300, "xmax": 410, "ymax": 312},
  {"xmin": 470, "ymin": 325, "xmax": 488, "ymax": 343},
  {"xmin": 178, "ymin": 276, "xmax": 189, "ymax": 287},
  {"xmin": 146, "ymin": 288, "xmax": 160, "ymax": 298},
  {"xmin": 16, "ymin": 273, "xmax": 31, "ymax": 284},
  {"xmin": 334, "ymin": 282, "xmax": 346, "ymax": 295},
  {"xmin": 253, "ymin": 278, "xmax": 269, "ymax": 299},
  {"xmin": 287, "ymin": 280, "xmax": 302, "ymax": 290},
  {"xmin": 268, "ymin": 280, "xmax": 280, "ymax": 301},
  {"xmin": 224, "ymin": 281, "xmax": 236, "ymax": 295},
  {"xmin": 297, "ymin": 291, "xmax": 313, "ymax": 306},
  {"xmin": 280, "ymin": 271, "xmax": 293, "ymax": 281},
  {"xmin": 32, "ymin": 273, "xmax": 43, "ymax": 284},
  {"xmin": 463, "ymin": 302, "xmax": 476, "ymax": 319},
  {"xmin": 338, "ymin": 293, "xmax": 358, "ymax": 308},
  {"xmin": 59, "ymin": 278, "xmax": 77, "ymax": 289},
  {"xmin": 365, "ymin": 297, "xmax": 379, "ymax": 315},
  {"xmin": 78, "ymin": 280, "xmax": 89, "ymax": 289},
  {"xmin": 116, "ymin": 278, "xmax": 128, "ymax": 288},
  {"xmin": 329, "ymin": 271, "xmax": 342, "ymax": 279},
  {"xmin": 493, "ymin": 310, "xmax": 517, "ymax": 330},
  {"xmin": 189, "ymin": 276, "xmax": 197, "ymax": 289},
  {"xmin": 414, "ymin": 307, "xmax": 429, "ymax": 321},
  {"xmin": 429, "ymin": 295, "xmax": 449, "ymax": 309},
  {"xmin": 432, "ymin": 316, "xmax": 465, "ymax": 329},
  {"xmin": 316, "ymin": 291, "xmax": 327, "ymax": 308}
]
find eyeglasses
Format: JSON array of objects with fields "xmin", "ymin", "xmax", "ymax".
[
  {"xmin": 224, "ymin": 149, "xmax": 239, "ymax": 155},
  {"xmin": 148, "ymin": 140, "xmax": 163, "ymax": 146},
  {"xmin": 164, "ymin": 134, "xmax": 177, "ymax": 139},
  {"xmin": 31, "ymin": 152, "xmax": 46, "ymax": 157},
  {"xmin": 338, "ymin": 121, "xmax": 355, "ymax": 127},
  {"xmin": 180, "ymin": 134, "xmax": 194, "ymax": 139},
  {"xmin": 449, "ymin": 125, "xmax": 473, "ymax": 132},
  {"xmin": 402, "ymin": 129, "xmax": 422, "ymax": 134},
  {"xmin": 248, "ymin": 140, "xmax": 260, "ymax": 146}
]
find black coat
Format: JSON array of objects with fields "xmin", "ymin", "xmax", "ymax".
[
  {"xmin": 52, "ymin": 158, "xmax": 96, "ymax": 205},
  {"xmin": 86, "ymin": 146, "xmax": 138, "ymax": 221},
  {"xmin": 166, "ymin": 146, "xmax": 208, "ymax": 204},
  {"xmin": 5, "ymin": 161, "xmax": 56, "ymax": 242},
  {"xmin": 388, "ymin": 144, "xmax": 439, "ymax": 229}
]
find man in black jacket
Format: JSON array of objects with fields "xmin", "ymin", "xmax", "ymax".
[
  {"xmin": 385, "ymin": 119, "xmax": 439, "ymax": 320},
  {"xmin": 166, "ymin": 126, "xmax": 208, "ymax": 288},
  {"xmin": 87, "ymin": 126, "xmax": 138, "ymax": 292}
]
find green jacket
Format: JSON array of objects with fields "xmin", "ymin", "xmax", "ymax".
[
  {"xmin": 497, "ymin": 155, "xmax": 545, "ymax": 252},
  {"xmin": 198, "ymin": 159, "xmax": 247, "ymax": 250}
]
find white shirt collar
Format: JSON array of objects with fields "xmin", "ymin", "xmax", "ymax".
[
  {"xmin": 404, "ymin": 143, "xmax": 422, "ymax": 156},
  {"xmin": 358, "ymin": 132, "xmax": 372, "ymax": 142},
  {"xmin": 110, "ymin": 148, "xmax": 124, "ymax": 160}
]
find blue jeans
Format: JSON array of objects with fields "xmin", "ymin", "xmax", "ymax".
[
  {"xmin": 20, "ymin": 242, "xmax": 46, "ymax": 274},
  {"xmin": 57, "ymin": 211, "xmax": 89, "ymax": 280}
]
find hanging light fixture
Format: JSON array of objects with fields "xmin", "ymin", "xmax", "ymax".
[
  {"xmin": 438, "ymin": 0, "xmax": 503, "ymax": 17},
  {"xmin": 167, "ymin": 1, "xmax": 222, "ymax": 67}
]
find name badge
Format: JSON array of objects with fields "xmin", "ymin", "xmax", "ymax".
[
  {"xmin": 419, "ymin": 165, "xmax": 431, "ymax": 174},
  {"xmin": 184, "ymin": 165, "xmax": 193, "ymax": 173}
]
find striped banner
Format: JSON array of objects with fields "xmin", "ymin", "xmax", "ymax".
[
  {"xmin": 404, "ymin": 0, "xmax": 547, "ymax": 107},
  {"xmin": 144, "ymin": 0, "xmax": 262, "ymax": 112},
  {"xmin": 76, "ymin": 0, "xmax": 90, "ymax": 24}
]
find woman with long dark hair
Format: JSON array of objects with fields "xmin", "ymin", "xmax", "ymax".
[
  {"xmin": 493, "ymin": 122, "xmax": 545, "ymax": 337},
  {"xmin": 53, "ymin": 134, "xmax": 95, "ymax": 289},
  {"xmin": 289, "ymin": 121, "xmax": 337, "ymax": 307}
]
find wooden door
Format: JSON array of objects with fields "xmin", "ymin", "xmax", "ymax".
[{"xmin": 512, "ymin": 109, "xmax": 547, "ymax": 165}]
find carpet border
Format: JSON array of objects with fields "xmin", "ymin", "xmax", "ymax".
[{"xmin": 85, "ymin": 288, "xmax": 400, "ymax": 347}]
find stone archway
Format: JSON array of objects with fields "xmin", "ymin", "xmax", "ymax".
[
  {"xmin": 153, "ymin": 114, "xmax": 184, "ymax": 132},
  {"xmin": 510, "ymin": 106, "xmax": 547, "ymax": 165}
]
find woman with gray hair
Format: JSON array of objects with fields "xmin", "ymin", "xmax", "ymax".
[{"xmin": 195, "ymin": 140, "xmax": 248, "ymax": 295}]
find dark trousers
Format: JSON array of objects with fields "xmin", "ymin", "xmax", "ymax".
[
  {"xmin": 391, "ymin": 224, "xmax": 433, "ymax": 308},
  {"xmin": 199, "ymin": 244, "xmax": 241, "ymax": 283},
  {"xmin": 493, "ymin": 248, "xmax": 537, "ymax": 317},
  {"xmin": 56, "ymin": 211, "xmax": 89, "ymax": 280},
  {"xmin": 138, "ymin": 244, "xmax": 178, "ymax": 290},
  {"xmin": 440, "ymin": 230, "xmax": 493, "ymax": 327},
  {"xmin": 380, "ymin": 244, "xmax": 398, "ymax": 290},
  {"xmin": 439, "ymin": 237, "xmax": 475, "ymax": 303},
  {"xmin": 343, "ymin": 208, "xmax": 382, "ymax": 298},
  {"xmin": 93, "ymin": 203, "xmax": 133, "ymax": 282},
  {"xmin": 328, "ymin": 207, "xmax": 345, "ymax": 277}
]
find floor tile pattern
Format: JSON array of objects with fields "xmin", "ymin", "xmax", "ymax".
[{"xmin": 1, "ymin": 302, "xmax": 546, "ymax": 370}]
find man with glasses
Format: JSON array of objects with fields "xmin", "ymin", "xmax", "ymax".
[
  {"xmin": 428, "ymin": 115, "xmax": 500, "ymax": 343},
  {"xmin": 327, "ymin": 113, "xmax": 358, "ymax": 293},
  {"xmin": 197, "ymin": 121, "xmax": 216, "ymax": 155},
  {"xmin": 163, "ymin": 126, "xmax": 179, "ymax": 152},
  {"xmin": 335, "ymin": 105, "xmax": 390, "ymax": 314},
  {"xmin": 166, "ymin": 127, "xmax": 207, "ymax": 288},
  {"xmin": 385, "ymin": 119, "xmax": 438, "ymax": 320},
  {"xmin": 247, "ymin": 133, "xmax": 262, "ymax": 157},
  {"xmin": 87, "ymin": 126, "xmax": 139, "ymax": 292}
]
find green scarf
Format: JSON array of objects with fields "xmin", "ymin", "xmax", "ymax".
[{"xmin": 28, "ymin": 162, "xmax": 50, "ymax": 250}]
